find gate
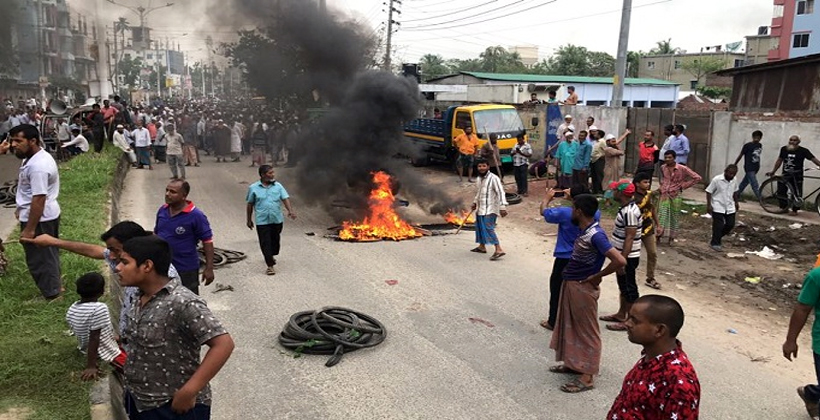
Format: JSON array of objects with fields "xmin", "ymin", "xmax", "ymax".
[{"xmin": 626, "ymin": 108, "xmax": 713, "ymax": 182}]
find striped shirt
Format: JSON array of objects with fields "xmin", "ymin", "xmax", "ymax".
[
  {"xmin": 562, "ymin": 222, "xmax": 613, "ymax": 281},
  {"xmin": 473, "ymin": 171, "xmax": 508, "ymax": 216},
  {"xmin": 612, "ymin": 202, "xmax": 643, "ymax": 259},
  {"xmin": 66, "ymin": 301, "xmax": 121, "ymax": 362}
]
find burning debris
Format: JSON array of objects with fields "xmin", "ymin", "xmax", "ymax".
[
  {"xmin": 444, "ymin": 210, "xmax": 476, "ymax": 226},
  {"xmin": 339, "ymin": 171, "xmax": 422, "ymax": 242}
]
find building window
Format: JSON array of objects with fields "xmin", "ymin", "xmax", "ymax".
[
  {"xmin": 647, "ymin": 61, "xmax": 655, "ymax": 69},
  {"xmin": 798, "ymin": 0, "xmax": 815, "ymax": 15},
  {"xmin": 674, "ymin": 60, "xmax": 681, "ymax": 69},
  {"xmin": 690, "ymin": 80, "xmax": 698, "ymax": 90},
  {"xmin": 146, "ymin": 53, "xmax": 153, "ymax": 59},
  {"xmin": 734, "ymin": 59, "xmax": 744, "ymax": 67},
  {"xmin": 794, "ymin": 33, "xmax": 810, "ymax": 48}
]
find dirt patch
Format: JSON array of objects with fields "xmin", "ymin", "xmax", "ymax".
[{"xmin": 0, "ymin": 407, "xmax": 32, "ymax": 420}]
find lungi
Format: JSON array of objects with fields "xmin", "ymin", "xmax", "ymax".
[
  {"xmin": 658, "ymin": 196, "xmax": 683, "ymax": 237},
  {"xmin": 183, "ymin": 144, "xmax": 198, "ymax": 165},
  {"xmin": 549, "ymin": 280, "xmax": 601, "ymax": 375},
  {"xmin": 475, "ymin": 214, "xmax": 499, "ymax": 245},
  {"xmin": 135, "ymin": 147, "xmax": 151, "ymax": 166}
]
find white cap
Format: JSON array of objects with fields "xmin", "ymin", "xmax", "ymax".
[
  {"xmin": 567, "ymin": 124, "xmax": 576, "ymax": 131},
  {"xmin": 564, "ymin": 114, "xmax": 573, "ymax": 119},
  {"xmin": 589, "ymin": 125, "xmax": 598, "ymax": 131},
  {"xmin": 605, "ymin": 134, "xmax": 616, "ymax": 140},
  {"xmin": 116, "ymin": 124, "xmax": 124, "ymax": 128}
]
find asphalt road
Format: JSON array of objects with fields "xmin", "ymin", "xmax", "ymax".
[{"xmin": 119, "ymin": 158, "xmax": 806, "ymax": 420}]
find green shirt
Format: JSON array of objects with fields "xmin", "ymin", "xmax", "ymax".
[{"xmin": 798, "ymin": 267, "xmax": 820, "ymax": 352}]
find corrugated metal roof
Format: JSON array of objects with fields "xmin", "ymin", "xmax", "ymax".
[{"xmin": 443, "ymin": 71, "xmax": 679, "ymax": 86}]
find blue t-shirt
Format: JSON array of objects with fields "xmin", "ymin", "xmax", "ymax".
[
  {"xmin": 154, "ymin": 201, "xmax": 213, "ymax": 272},
  {"xmin": 561, "ymin": 222, "xmax": 613, "ymax": 281},
  {"xmin": 573, "ymin": 139, "xmax": 593, "ymax": 171},
  {"xmin": 543, "ymin": 207, "xmax": 602, "ymax": 259},
  {"xmin": 246, "ymin": 180, "xmax": 290, "ymax": 225}
]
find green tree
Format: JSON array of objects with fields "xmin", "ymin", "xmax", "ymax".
[
  {"xmin": 697, "ymin": 86, "xmax": 732, "ymax": 100},
  {"xmin": 681, "ymin": 56, "xmax": 727, "ymax": 88},
  {"xmin": 543, "ymin": 44, "xmax": 614, "ymax": 77},
  {"xmin": 419, "ymin": 54, "xmax": 450, "ymax": 81},
  {"xmin": 118, "ymin": 56, "xmax": 143, "ymax": 88},
  {"xmin": 626, "ymin": 51, "xmax": 643, "ymax": 78},
  {"xmin": 478, "ymin": 46, "xmax": 526, "ymax": 73},
  {"xmin": 447, "ymin": 58, "xmax": 482, "ymax": 72},
  {"xmin": 649, "ymin": 38, "xmax": 682, "ymax": 55},
  {"xmin": 147, "ymin": 65, "xmax": 168, "ymax": 95}
]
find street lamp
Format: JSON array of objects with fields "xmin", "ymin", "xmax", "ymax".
[{"xmin": 105, "ymin": 0, "xmax": 174, "ymax": 29}]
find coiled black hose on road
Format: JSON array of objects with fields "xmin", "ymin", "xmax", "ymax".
[
  {"xmin": 0, "ymin": 181, "xmax": 17, "ymax": 208},
  {"xmin": 279, "ymin": 307, "xmax": 387, "ymax": 367}
]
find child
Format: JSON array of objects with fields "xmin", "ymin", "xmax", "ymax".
[
  {"xmin": 66, "ymin": 272, "xmax": 126, "ymax": 381},
  {"xmin": 117, "ymin": 236, "xmax": 234, "ymax": 419}
]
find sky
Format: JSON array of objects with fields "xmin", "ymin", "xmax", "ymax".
[{"xmin": 84, "ymin": 0, "xmax": 774, "ymax": 65}]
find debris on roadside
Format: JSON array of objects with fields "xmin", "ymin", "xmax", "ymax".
[
  {"xmin": 744, "ymin": 276, "xmax": 762, "ymax": 284},
  {"xmin": 745, "ymin": 246, "xmax": 783, "ymax": 260},
  {"xmin": 212, "ymin": 283, "xmax": 235, "ymax": 293},
  {"xmin": 789, "ymin": 223, "xmax": 804, "ymax": 230}
]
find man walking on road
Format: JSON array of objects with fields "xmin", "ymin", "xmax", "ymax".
[
  {"xmin": 1, "ymin": 124, "xmax": 62, "ymax": 299},
  {"xmin": 164, "ymin": 124, "xmax": 186, "ymax": 180},
  {"xmin": 154, "ymin": 180, "xmax": 215, "ymax": 294},
  {"xmin": 539, "ymin": 185, "xmax": 600, "ymax": 331},
  {"xmin": 608, "ymin": 295, "xmax": 700, "ymax": 419},
  {"xmin": 734, "ymin": 130, "xmax": 763, "ymax": 201},
  {"xmin": 511, "ymin": 133, "xmax": 532, "ymax": 196},
  {"xmin": 549, "ymin": 194, "xmax": 625, "ymax": 393},
  {"xmin": 453, "ymin": 125, "xmax": 479, "ymax": 182},
  {"xmin": 766, "ymin": 135, "xmax": 820, "ymax": 214},
  {"xmin": 246, "ymin": 165, "xmax": 296, "ymax": 275},
  {"xmin": 706, "ymin": 164, "xmax": 739, "ymax": 252},
  {"xmin": 132, "ymin": 120, "xmax": 152, "ymax": 170},
  {"xmin": 471, "ymin": 159, "xmax": 508, "ymax": 261},
  {"xmin": 784, "ymin": 265, "xmax": 820, "ymax": 420},
  {"xmin": 657, "ymin": 150, "xmax": 702, "ymax": 245}
]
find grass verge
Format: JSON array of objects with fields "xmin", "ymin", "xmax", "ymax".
[{"xmin": 0, "ymin": 146, "xmax": 120, "ymax": 420}]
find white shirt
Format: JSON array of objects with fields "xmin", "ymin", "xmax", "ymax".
[
  {"xmin": 62, "ymin": 134, "xmax": 89, "ymax": 152},
  {"xmin": 112, "ymin": 131, "xmax": 130, "ymax": 152},
  {"xmin": 66, "ymin": 301, "xmax": 121, "ymax": 363},
  {"xmin": 16, "ymin": 149, "xmax": 60, "ymax": 222},
  {"xmin": 196, "ymin": 120, "xmax": 205, "ymax": 135},
  {"xmin": 132, "ymin": 127, "xmax": 151, "ymax": 147},
  {"xmin": 9, "ymin": 115, "xmax": 20, "ymax": 127},
  {"xmin": 705, "ymin": 174, "xmax": 739, "ymax": 214},
  {"xmin": 660, "ymin": 134, "xmax": 675, "ymax": 154},
  {"xmin": 473, "ymin": 171, "xmax": 508, "ymax": 216},
  {"xmin": 56, "ymin": 122, "xmax": 70, "ymax": 141},
  {"xmin": 165, "ymin": 132, "xmax": 184, "ymax": 155}
]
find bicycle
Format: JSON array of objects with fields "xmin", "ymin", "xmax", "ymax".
[{"xmin": 759, "ymin": 168, "xmax": 820, "ymax": 215}]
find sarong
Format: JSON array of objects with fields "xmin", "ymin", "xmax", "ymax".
[
  {"xmin": 252, "ymin": 146, "xmax": 266, "ymax": 166},
  {"xmin": 136, "ymin": 147, "xmax": 151, "ymax": 166},
  {"xmin": 549, "ymin": 280, "xmax": 601, "ymax": 375},
  {"xmin": 183, "ymin": 144, "xmax": 198, "ymax": 165},
  {"xmin": 658, "ymin": 196, "xmax": 682, "ymax": 236},
  {"xmin": 475, "ymin": 214, "xmax": 499, "ymax": 245}
]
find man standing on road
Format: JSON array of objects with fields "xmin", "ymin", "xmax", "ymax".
[
  {"xmin": 589, "ymin": 128, "xmax": 606, "ymax": 195},
  {"xmin": 2, "ymin": 124, "xmax": 62, "ymax": 299},
  {"xmin": 549, "ymin": 194, "xmax": 625, "ymax": 393},
  {"xmin": 657, "ymin": 150, "xmax": 702, "ymax": 245},
  {"xmin": 246, "ymin": 165, "xmax": 296, "ymax": 276},
  {"xmin": 670, "ymin": 124, "xmax": 690, "ymax": 166},
  {"xmin": 633, "ymin": 172, "xmax": 661, "ymax": 290},
  {"xmin": 608, "ymin": 295, "xmax": 701, "ymax": 419},
  {"xmin": 734, "ymin": 130, "xmax": 763, "ymax": 201},
  {"xmin": 213, "ymin": 120, "xmax": 232, "ymax": 163},
  {"xmin": 132, "ymin": 120, "xmax": 152, "ymax": 170},
  {"xmin": 600, "ymin": 180, "xmax": 642, "ymax": 332},
  {"xmin": 164, "ymin": 124, "xmax": 186, "ymax": 180},
  {"xmin": 511, "ymin": 133, "xmax": 532, "ymax": 196},
  {"xmin": 471, "ymin": 159, "xmax": 508, "ymax": 261},
  {"xmin": 154, "ymin": 180, "xmax": 215, "ymax": 294},
  {"xmin": 572, "ymin": 130, "xmax": 592, "ymax": 189},
  {"xmin": 539, "ymin": 185, "xmax": 600, "ymax": 331},
  {"xmin": 87, "ymin": 103, "xmax": 105, "ymax": 153},
  {"xmin": 635, "ymin": 129, "xmax": 659, "ymax": 182},
  {"xmin": 557, "ymin": 115, "xmax": 574, "ymax": 142},
  {"xmin": 657, "ymin": 124, "xmax": 676, "ymax": 182},
  {"xmin": 555, "ymin": 131, "xmax": 577, "ymax": 189},
  {"xmin": 784, "ymin": 266, "xmax": 820, "ymax": 420},
  {"xmin": 706, "ymin": 164, "xmax": 739, "ymax": 252},
  {"xmin": 453, "ymin": 125, "xmax": 479, "ymax": 183},
  {"xmin": 766, "ymin": 135, "xmax": 820, "ymax": 214}
]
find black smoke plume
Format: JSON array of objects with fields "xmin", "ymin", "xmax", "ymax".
[{"xmin": 211, "ymin": 0, "xmax": 462, "ymax": 219}]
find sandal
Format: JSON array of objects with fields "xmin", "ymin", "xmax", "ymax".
[
  {"xmin": 490, "ymin": 252, "xmax": 506, "ymax": 261},
  {"xmin": 549, "ymin": 365, "xmax": 579, "ymax": 374},
  {"xmin": 539, "ymin": 320, "xmax": 554, "ymax": 330},
  {"xmin": 598, "ymin": 314, "xmax": 625, "ymax": 323},
  {"xmin": 605, "ymin": 322, "xmax": 628, "ymax": 332},
  {"xmin": 560, "ymin": 379, "xmax": 595, "ymax": 393},
  {"xmin": 470, "ymin": 247, "xmax": 487, "ymax": 253},
  {"xmin": 645, "ymin": 278, "xmax": 662, "ymax": 290}
]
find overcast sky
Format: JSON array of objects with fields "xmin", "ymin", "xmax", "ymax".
[{"xmin": 88, "ymin": 0, "xmax": 774, "ymax": 65}]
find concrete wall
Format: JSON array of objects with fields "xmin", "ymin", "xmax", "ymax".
[
  {"xmin": 519, "ymin": 104, "xmax": 628, "ymax": 156},
  {"xmin": 709, "ymin": 112, "xmax": 820, "ymax": 196}
]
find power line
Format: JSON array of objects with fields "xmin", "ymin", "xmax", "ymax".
[
  {"xmin": 402, "ymin": 0, "xmax": 534, "ymax": 30},
  {"xmin": 401, "ymin": 0, "xmax": 498, "ymax": 22}
]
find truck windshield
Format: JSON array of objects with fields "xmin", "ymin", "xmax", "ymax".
[{"xmin": 473, "ymin": 109, "xmax": 524, "ymax": 133}]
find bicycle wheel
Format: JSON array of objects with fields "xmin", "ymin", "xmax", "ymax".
[{"xmin": 759, "ymin": 177, "xmax": 793, "ymax": 214}]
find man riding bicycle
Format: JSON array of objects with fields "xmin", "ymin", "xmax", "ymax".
[{"xmin": 766, "ymin": 135, "xmax": 820, "ymax": 214}]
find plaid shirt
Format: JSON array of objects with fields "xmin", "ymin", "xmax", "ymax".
[
  {"xmin": 123, "ymin": 278, "xmax": 227, "ymax": 412},
  {"xmin": 512, "ymin": 143, "xmax": 532, "ymax": 166},
  {"xmin": 659, "ymin": 164, "xmax": 702, "ymax": 199}
]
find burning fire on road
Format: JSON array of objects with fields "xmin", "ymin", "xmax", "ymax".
[
  {"xmin": 338, "ymin": 171, "xmax": 422, "ymax": 242},
  {"xmin": 443, "ymin": 210, "xmax": 475, "ymax": 226}
]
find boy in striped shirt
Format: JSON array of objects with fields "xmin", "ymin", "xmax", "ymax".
[{"xmin": 66, "ymin": 272, "xmax": 126, "ymax": 381}]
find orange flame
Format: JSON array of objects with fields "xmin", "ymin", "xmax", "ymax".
[
  {"xmin": 339, "ymin": 171, "xmax": 422, "ymax": 241},
  {"xmin": 444, "ymin": 209, "xmax": 475, "ymax": 225}
]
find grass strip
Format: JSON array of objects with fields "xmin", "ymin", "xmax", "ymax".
[{"xmin": 0, "ymin": 146, "xmax": 120, "ymax": 420}]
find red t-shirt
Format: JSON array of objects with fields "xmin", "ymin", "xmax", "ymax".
[
  {"xmin": 607, "ymin": 342, "xmax": 700, "ymax": 420},
  {"xmin": 638, "ymin": 141, "xmax": 658, "ymax": 166}
]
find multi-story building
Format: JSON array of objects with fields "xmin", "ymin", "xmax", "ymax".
[
  {"xmin": 769, "ymin": 0, "xmax": 820, "ymax": 61},
  {"xmin": 638, "ymin": 51, "xmax": 746, "ymax": 90},
  {"xmin": 745, "ymin": 26, "xmax": 773, "ymax": 66}
]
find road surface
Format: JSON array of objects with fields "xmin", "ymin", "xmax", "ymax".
[{"xmin": 119, "ymin": 158, "xmax": 807, "ymax": 420}]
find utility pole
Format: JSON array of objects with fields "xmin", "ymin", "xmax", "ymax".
[
  {"xmin": 610, "ymin": 0, "xmax": 632, "ymax": 107},
  {"xmin": 383, "ymin": 0, "xmax": 401, "ymax": 71},
  {"xmin": 112, "ymin": 23, "xmax": 119, "ymax": 93},
  {"xmin": 155, "ymin": 40, "xmax": 161, "ymax": 98}
]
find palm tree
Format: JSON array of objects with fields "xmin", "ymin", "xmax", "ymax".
[
  {"xmin": 114, "ymin": 17, "xmax": 130, "ymax": 50},
  {"xmin": 419, "ymin": 54, "xmax": 449, "ymax": 81},
  {"xmin": 649, "ymin": 39, "xmax": 682, "ymax": 55}
]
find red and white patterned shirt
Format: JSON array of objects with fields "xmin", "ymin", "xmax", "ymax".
[{"xmin": 607, "ymin": 342, "xmax": 700, "ymax": 420}]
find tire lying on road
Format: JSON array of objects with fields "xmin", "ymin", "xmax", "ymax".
[{"xmin": 505, "ymin": 192, "xmax": 522, "ymax": 205}]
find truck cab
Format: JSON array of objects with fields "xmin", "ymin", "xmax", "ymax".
[{"xmin": 404, "ymin": 104, "xmax": 526, "ymax": 166}]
